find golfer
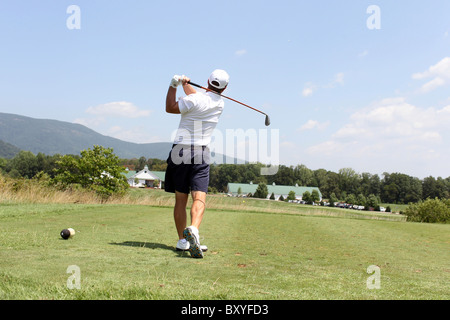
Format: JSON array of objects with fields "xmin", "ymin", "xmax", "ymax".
[{"xmin": 165, "ymin": 69, "xmax": 229, "ymax": 258}]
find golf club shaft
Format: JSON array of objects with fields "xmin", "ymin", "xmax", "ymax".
[{"xmin": 188, "ymin": 81, "xmax": 267, "ymax": 116}]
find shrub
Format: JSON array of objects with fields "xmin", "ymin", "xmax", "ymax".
[
  {"xmin": 302, "ymin": 191, "xmax": 311, "ymax": 204},
  {"xmin": 404, "ymin": 198, "xmax": 450, "ymax": 223},
  {"xmin": 287, "ymin": 191, "xmax": 296, "ymax": 201},
  {"xmin": 253, "ymin": 182, "xmax": 268, "ymax": 199}
]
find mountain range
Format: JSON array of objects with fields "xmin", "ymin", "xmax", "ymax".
[
  {"xmin": 0, "ymin": 112, "xmax": 190, "ymax": 160},
  {"xmin": 0, "ymin": 112, "xmax": 238, "ymax": 163}
]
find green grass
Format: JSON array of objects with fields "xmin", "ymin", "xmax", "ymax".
[{"xmin": 0, "ymin": 198, "xmax": 448, "ymax": 300}]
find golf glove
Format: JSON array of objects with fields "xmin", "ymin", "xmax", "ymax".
[{"xmin": 170, "ymin": 75, "xmax": 186, "ymax": 88}]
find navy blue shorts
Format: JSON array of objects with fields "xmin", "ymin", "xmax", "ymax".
[{"xmin": 164, "ymin": 145, "xmax": 210, "ymax": 194}]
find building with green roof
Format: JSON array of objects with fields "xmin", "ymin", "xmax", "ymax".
[
  {"xmin": 124, "ymin": 165, "xmax": 165, "ymax": 188},
  {"xmin": 227, "ymin": 182, "xmax": 322, "ymax": 201}
]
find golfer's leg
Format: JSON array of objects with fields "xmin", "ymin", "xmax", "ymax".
[
  {"xmin": 190, "ymin": 190, "xmax": 206, "ymax": 230},
  {"xmin": 174, "ymin": 191, "xmax": 189, "ymax": 240}
]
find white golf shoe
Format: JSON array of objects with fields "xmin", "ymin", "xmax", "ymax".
[
  {"xmin": 176, "ymin": 239, "xmax": 190, "ymax": 251},
  {"xmin": 183, "ymin": 226, "xmax": 204, "ymax": 258},
  {"xmin": 176, "ymin": 238, "xmax": 208, "ymax": 253}
]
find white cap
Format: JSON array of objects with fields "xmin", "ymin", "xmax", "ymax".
[{"xmin": 209, "ymin": 69, "xmax": 229, "ymax": 89}]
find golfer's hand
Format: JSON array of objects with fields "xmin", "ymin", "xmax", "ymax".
[
  {"xmin": 170, "ymin": 75, "xmax": 182, "ymax": 88},
  {"xmin": 181, "ymin": 75, "xmax": 190, "ymax": 86}
]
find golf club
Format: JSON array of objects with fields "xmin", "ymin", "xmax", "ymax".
[{"xmin": 188, "ymin": 81, "xmax": 271, "ymax": 126}]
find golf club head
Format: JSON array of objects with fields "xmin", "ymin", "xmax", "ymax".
[{"xmin": 265, "ymin": 115, "xmax": 271, "ymax": 126}]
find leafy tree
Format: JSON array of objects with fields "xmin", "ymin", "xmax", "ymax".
[
  {"xmin": 6, "ymin": 151, "xmax": 40, "ymax": 178},
  {"xmin": 356, "ymin": 193, "xmax": 366, "ymax": 206},
  {"xmin": 0, "ymin": 157, "xmax": 7, "ymax": 172},
  {"xmin": 422, "ymin": 176, "xmax": 449, "ymax": 200},
  {"xmin": 345, "ymin": 194, "xmax": 356, "ymax": 205},
  {"xmin": 137, "ymin": 156, "xmax": 147, "ymax": 171},
  {"xmin": 368, "ymin": 174, "xmax": 381, "ymax": 197},
  {"xmin": 314, "ymin": 169, "xmax": 328, "ymax": 190},
  {"xmin": 287, "ymin": 190, "xmax": 296, "ymax": 201},
  {"xmin": 365, "ymin": 194, "xmax": 379, "ymax": 210},
  {"xmin": 302, "ymin": 191, "xmax": 311, "ymax": 204},
  {"xmin": 145, "ymin": 158, "xmax": 167, "ymax": 171},
  {"xmin": 270, "ymin": 192, "xmax": 275, "ymax": 200},
  {"xmin": 294, "ymin": 164, "xmax": 314, "ymax": 186},
  {"xmin": 311, "ymin": 189, "xmax": 320, "ymax": 204},
  {"xmin": 381, "ymin": 172, "xmax": 422, "ymax": 204},
  {"xmin": 324, "ymin": 171, "xmax": 341, "ymax": 199},
  {"xmin": 208, "ymin": 186, "xmax": 218, "ymax": 194},
  {"xmin": 338, "ymin": 168, "xmax": 360, "ymax": 196},
  {"xmin": 53, "ymin": 145, "xmax": 128, "ymax": 199},
  {"xmin": 253, "ymin": 182, "xmax": 268, "ymax": 199},
  {"xmin": 329, "ymin": 193, "xmax": 338, "ymax": 207},
  {"xmin": 382, "ymin": 182, "xmax": 399, "ymax": 204},
  {"xmin": 272, "ymin": 165, "xmax": 295, "ymax": 186}
]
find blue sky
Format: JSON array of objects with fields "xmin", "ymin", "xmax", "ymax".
[{"xmin": 0, "ymin": 1, "xmax": 449, "ymax": 178}]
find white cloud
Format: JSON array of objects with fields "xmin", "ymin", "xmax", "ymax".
[
  {"xmin": 302, "ymin": 72, "xmax": 344, "ymax": 97},
  {"xmin": 306, "ymin": 98, "xmax": 450, "ymax": 177},
  {"xmin": 72, "ymin": 101, "xmax": 157, "ymax": 144},
  {"xmin": 299, "ymin": 120, "xmax": 330, "ymax": 131},
  {"xmin": 345, "ymin": 98, "xmax": 448, "ymax": 140},
  {"xmin": 358, "ymin": 50, "xmax": 369, "ymax": 58},
  {"xmin": 302, "ymin": 83, "xmax": 316, "ymax": 97},
  {"xmin": 235, "ymin": 49, "xmax": 247, "ymax": 56},
  {"xmin": 412, "ymin": 57, "xmax": 450, "ymax": 93},
  {"xmin": 326, "ymin": 72, "xmax": 344, "ymax": 88},
  {"xmin": 86, "ymin": 101, "xmax": 151, "ymax": 118}
]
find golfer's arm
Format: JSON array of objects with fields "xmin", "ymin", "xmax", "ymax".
[
  {"xmin": 165, "ymin": 86, "xmax": 181, "ymax": 114},
  {"xmin": 182, "ymin": 82, "xmax": 196, "ymax": 96}
]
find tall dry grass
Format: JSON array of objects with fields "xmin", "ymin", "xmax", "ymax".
[
  {"xmin": 0, "ymin": 174, "xmax": 175, "ymax": 206},
  {"xmin": 0, "ymin": 175, "xmax": 101, "ymax": 204}
]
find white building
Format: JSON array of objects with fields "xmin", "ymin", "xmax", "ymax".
[{"xmin": 124, "ymin": 166, "xmax": 165, "ymax": 188}]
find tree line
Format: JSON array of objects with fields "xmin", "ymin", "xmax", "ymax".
[
  {"xmin": 1, "ymin": 151, "xmax": 449, "ymax": 204},
  {"xmin": 209, "ymin": 163, "xmax": 449, "ymax": 204}
]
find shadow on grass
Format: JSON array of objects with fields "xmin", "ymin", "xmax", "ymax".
[
  {"xmin": 109, "ymin": 241, "xmax": 192, "ymax": 258},
  {"xmin": 109, "ymin": 241, "xmax": 175, "ymax": 250}
]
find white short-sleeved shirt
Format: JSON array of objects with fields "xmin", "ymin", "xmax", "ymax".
[{"xmin": 174, "ymin": 91, "xmax": 224, "ymax": 146}]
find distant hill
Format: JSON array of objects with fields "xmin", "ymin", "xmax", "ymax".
[
  {"xmin": 0, "ymin": 112, "xmax": 237, "ymax": 163},
  {"xmin": 0, "ymin": 112, "xmax": 173, "ymax": 159},
  {"xmin": 0, "ymin": 139, "xmax": 21, "ymax": 159}
]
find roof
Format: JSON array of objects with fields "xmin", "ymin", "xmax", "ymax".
[
  {"xmin": 151, "ymin": 171, "xmax": 166, "ymax": 181},
  {"xmin": 124, "ymin": 170, "xmax": 137, "ymax": 179},
  {"xmin": 123, "ymin": 166, "xmax": 165, "ymax": 182},
  {"xmin": 227, "ymin": 183, "xmax": 322, "ymax": 198},
  {"xmin": 135, "ymin": 171, "xmax": 159, "ymax": 180}
]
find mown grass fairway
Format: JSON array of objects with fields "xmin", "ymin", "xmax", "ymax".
[{"xmin": 0, "ymin": 200, "xmax": 449, "ymax": 300}]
